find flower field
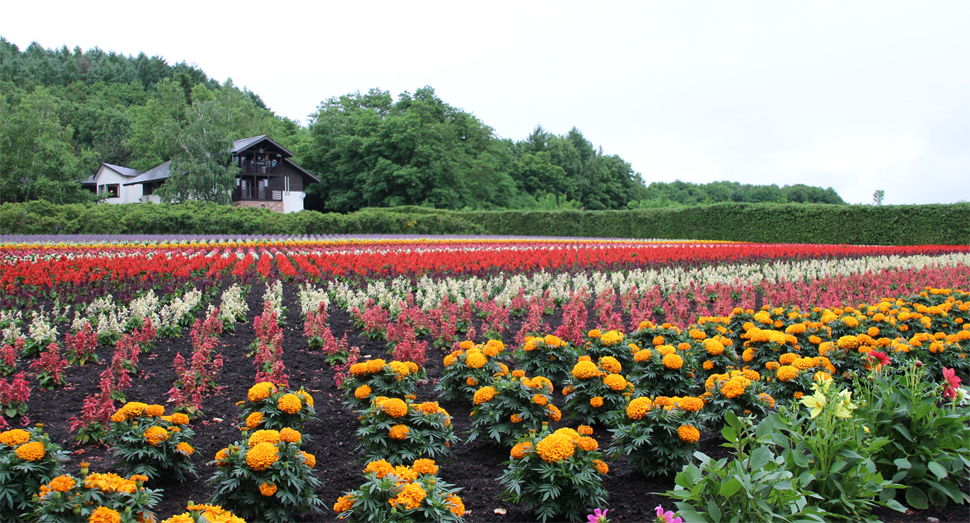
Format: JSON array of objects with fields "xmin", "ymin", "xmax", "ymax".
[{"xmin": 1, "ymin": 235, "xmax": 969, "ymax": 522}]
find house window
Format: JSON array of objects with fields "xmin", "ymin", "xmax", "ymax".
[
  {"xmin": 99, "ymin": 184, "xmax": 120, "ymax": 198},
  {"xmin": 284, "ymin": 176, "xmax": 290, "ymax": 195}
]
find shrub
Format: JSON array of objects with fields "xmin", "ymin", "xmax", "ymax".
[
  {"xmin": 498, "ymin": 426, "xmax": 609, "ymax": 523},
  {"xmin": 333, "ymin": 458, "xmax": 465, "ymax": 522},
  {"xmin": 856, "ymin": 361, "xmax": 970, "ymax": 508},
  {"xmin": 562, "ymin": 356, "xmax": 635, "ymax": 425},
  {"xmin": 340, "ymin": 359, "xmax": 419, "ymax": 411},
  {"xmin": 583, "ymin": 329, "xmax": 636, "ymax": 369},
  {"xmin": 625, "ymin": 344, "xmax": 696, "ymax": 398},
  {"xmin": 208, "ymin": 429, "xmax": 323, "ymax": 523},
  {"xmin": 513, "ymin": 335, "xmax": 580, "ymax": 386},
  {"xmin": 107, "ymin": 402, "xmax": 197, "ymax": 483},
  {"xmin": 239, "ymin": 383, "xmax": 317, "ymax": 432},
  {"xmin": 701, "ymin": 370, "xmax": 775, "ymax": 430},
  {"xmin": 356, "ymin": 398, "xmax": 457, "ymax": 465},
  {"xmin": 468, "ymin": 373, "xmax": 559, "ymax": 447},
  {"xmin": 436, "ymin": 341, "xmax": 509, "ymax": 405},
  {"xmin": 608, "ymin": 396, "xmax": 704, "ymax": 477},
  {"xmin": 27, "ymin": 465, "xmax": 162, "ymax": 523},
  {"xmin": 0, "ymin": 427, "xmax": 69, "ymax": 520}
]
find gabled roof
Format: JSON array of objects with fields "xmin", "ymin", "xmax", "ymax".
[
  {"xmin": 123, "ymin": 161, "xmax": 171, "ymax": 186},
  {"xmin": 102, "ymin": 163, "xmax": 143, "ymax": 178},
  {"xmin": 283, "ymin": 158, "xmax": 321, "ymax": 183},
  {"xmin": 230, "ymin": 135, "xmax": 295, "ymax": 158}
]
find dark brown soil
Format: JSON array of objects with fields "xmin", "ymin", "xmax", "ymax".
[{"xmin": 9, "ymin": 282, "xmax": 970, "ymax": 522}]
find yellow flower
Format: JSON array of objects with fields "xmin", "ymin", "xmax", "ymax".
[
  {"xmin": 89, "ymin": 506, "xmax": 122, "ymax": 523},
  {"xmin": 800, "ymin": 391, "xmax": 826, "ymax": 418},
  {"xmin": 354, "ymin": 384, "xmax": 372, "ymax": 399},
  {"xmin": 296, "ymin": 389, "xmax": 315, "ymax": 408},
  {"xmin": 0, "ymin": 429, "xmax": 30, "ymax": 447},
  {"xmin": 301, "ymin": 451, "xmax": 316, "ymax": 468},
  {"xmin": 473, "ymin": 386, "xmax": 496, "ymax": 405},
  {"xmin": 277, "ymin": 394, "xmax": 302, "ymax": 414},
  {"xmin": 678, "ymin": 424, "xmax": 700, "ymax": 443},
  {"xmin": 248, "ymin": 429, "xmax": 281, "ymax": 448},
  {"xmin": 389, "ymin": 482, "xmax": 427, "ymax": 510},
  {"xmin": 776, "ymin": 366, "xmax": 799, "ymax": 382},
  {"xmin": 601, "ymin": 330, "xmax": 624, "ymax": 346},
  {"xmin": 465, "ymin": 350, "xmax": 488, "ymax": 369},
  {"xmin": 593, "ymin": 459, "xmax": 609, "ymax": 474},
  {"xmin": 510, "ymin": 441, "xmax": 533, "ymax": 459},
  {"xmin": 536, "ymin": 433, "xmax": 575, "ymax": 462},
  {"xmin": 598, "ymin": 356, "xmax": 622, "ymax": 374},
  {"xmin": 662, "ymin": 354, "xmax": 684, "ymax": 370},
  {"xmin": 248, "ymin": 382, "xmax": 277, "ymax": 403},
  {"xmin": 837, "ymin": 335, "xmax": 860, "ymax": 350},
  {"xmin": 389, "ymin": 424, "xmax": 410, "ymax": 440},
  {"xmin": 627, "ymin": 397, "xmax": 653, "ymax": 420},
  {"xmin": 143, "ymin": 426, "xmax": 169, "ymax": 447},
  {"xmin": 704, "ymin": 339, "xmax": 724, "ymax": 355},
  {"xmin": 381, "ymin": 398, "xmax": 409, "ymax": 418},
  {"xmin": 333, "ymin": 495, "xmax": 356, "ymax": 513},
  {"xmin": 388, "ymin": 361, "xmax": 411, "ymax": 379},
  {"xmin": 279, "ymin": 427, "xmax": 302, "ymax": 443},
  {"xmin": 246, "ymin": 442, "xmax": 279, "ymax": 471},
  {"xmin": 259, "ymin": 482, "xmax": 278, "ymax": 496},
  {"xmin": 245, "ymin": 412, "xmax": 264, "ymax": 429},
  {"xmin": 571, "ymin": 360, "xmax": 600, "ymax": 379},
  {"xmin": 543, "ymin": 335, "xmax": 563, "ymax": 347},
  {"xmin": 14, "ymin": 440, "xmax": 45, "ymax": 462}
]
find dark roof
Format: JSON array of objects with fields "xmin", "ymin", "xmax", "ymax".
[
  {"xmin": 283, "ymin": 158, "xmax": 321, "ymax": 183},
  {"xmin": 230, "ymin": 135, "xmax": 295, "ymax": 158},
  {"xmin": 80, "ymin": 174, "xmax": 97, "ymax": 187},
  {"xmin": 123, "ymin": 161, "xmax": 171, "ymax": 186},
  {"xmin": 102, "ymin": 163, "xmax": 143, "ymax": 178}
]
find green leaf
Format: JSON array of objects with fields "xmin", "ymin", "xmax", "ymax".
[
  {"xmin": 884, "ymin": 499, "xmax": 907, "ymax": 512},
  {"xmin": 719, "ymin": 478, "xmax": 742, "ymax": 497},
  {"xmin": 905, "ymin": 486, "xmax": 928, "ymax": 509},
  {"xmin": 927, "ymin": 461, "xmax": 948, "ymax": 480},
  {"xmin": 894, "ymin": 457, "xmax": 912, "ymax": 470},
  {"xmin": 749, "ymin": 447, "xmax": 770, "ymax": 471}
]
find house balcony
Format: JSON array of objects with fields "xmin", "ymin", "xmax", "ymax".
[
  {"xmin": 233, "ymin": 180, "xmax": 284, "ymax": 202},
  {"xmin": 239, "ymin": 161, "xmax": 282, "ymax": 174}
]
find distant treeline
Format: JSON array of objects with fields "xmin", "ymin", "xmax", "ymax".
[
  {"xmin": 0, "ymin": 38, "xmax": 846, "ymax": 212},
  {"xmin": 3, "ymin": 201, "xmax": 966, "ymax": 246}
]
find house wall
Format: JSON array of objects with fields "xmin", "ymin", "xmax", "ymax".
[
  {"xmin": 282, "ymin": 191, "xmax": 304, "ymax": 213},
  {"xmin": 95, "ymin": 167, "xmax": 142, "ymax": 204}
]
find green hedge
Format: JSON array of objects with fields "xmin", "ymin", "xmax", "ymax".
[{"xmin": 1, "ymin": 201, "xmax": 967, "ymax": 245}]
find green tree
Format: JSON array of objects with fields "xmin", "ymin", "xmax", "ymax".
[
  {"xmin": 155, "ymin": 98, "xmax": 238, "ymax": 204},
  {"xmin": 0, "ymin": 86, "xmax": 95, "ymax": 203}
]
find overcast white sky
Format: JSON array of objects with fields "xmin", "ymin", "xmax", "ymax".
[{"xmin": 4, "ymin": 0, "xmax": 968, "ymax": 204}]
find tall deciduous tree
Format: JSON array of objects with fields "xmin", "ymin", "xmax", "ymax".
[{"xmin": 155, "ymin": 98, "xmax": 238, "ymax": 204}]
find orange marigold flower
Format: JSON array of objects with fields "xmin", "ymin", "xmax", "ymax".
[
  {"xmin": 277, "ymin": 394, "xmax": 302, "ymax": 414},
  {"xmin": 0, "ymin": 429, "xmax": 30, "ymax": 447},
  {"xmin": 588, "ymin": 329, "xmax": 602, "ymax": 338},
  {"xmin": 388, "ymin": 361, "xmax": 411, "ymax": 380},
  {"xmin": 249, "ymin": 429, "xmax": 281, "ymax": 448},
  {"xmin": 794, "ymin": 391, "xmax": 805, "ymax": 400},
  {"xmin": 446, "ymin": 495, "xmax": 465, "ymax": 517},
  {"xmin": 473, "ymin": 386, "xmax": 496, "ymax": 405},
  {"xmin": 176, "ymin": 442, "xmax": 194, "ymax": 455},
  {"xmin": 652, "ymin": 335, "xmax": 665, "ymax": 346},
  {"xmin": 389, "ymin": 424, "xmax": 410, "ymax": 440},
  {"xmin": 483, "ymin": 340, "xmax": 504, "ymax": 357},
  {"xmin": 511, "ymin": 369, "xmax": 526, "ymax": 378},
  {"xmin": 248, "ymin": 382, "xmax": 277, "ymax": 402},
  {"xmin": 590, "ymin": 396, "xmax": 604, "ymax": 408},
  {"xmin": 627, "ymin": 397, "xmax": 652, "ymax": 420},
  {"xmin": 214, "ymin": 447, "xmax": 230, "ymax": 465},
  {"xmin": 577, "ymin": 425, "xmax": 594, "ymax": 435},
  {"xmin": 778, "ymin": 353, "xmax": 798, "ymax": 365},
  {"xmin": 279, "ymin": 427, "xmax": 302, "ymax": 443},
  {"xmin": 603, "ymin": 373, "xmax": 628, "ymax": 391},
  {"xmin": 662, "ymin": 354, "xmax": 684, "ymax": 370},
  {"xmin": 510, "ymin": 441, "xmax": 533, "ymax": 459},
  {"xmin": 366, "ymin": 358, "xmax": 387, "ymax": 374},
  {"xmin": 354, "ymin": 384, "xmax": 372, "ymax": 399},
  {"xmin": 776, "ymin": 366, "xmax": 799, "ymax": 382},
  {"xmin": 673, "ymin": 396, "xmax": 704, "ymax": 412},
  {"xmin": 259, "ymin": 482, "xmax": 278, "ymax": 497},
  {"xmin": 704, "ymin": 339, "xmax": 724, "ymax": 355},
  {"xmin": 333, "ymin": 495, "xmax": 355, "ymax": 513},
  {"xmin": 465, "ymin": 350, "xmax": 487, "ymax": 369},
  {"xmin": 598, "ymin": 356, "xmax": 622, "ymax": 374},
  {"xmin": 547, "ymin": 405, "xmax": 562, "ymax": 422},
  {"xmin": 593, "ymin": 459, "xmax": 609, "ymax": 474},
  {"xmin": 758, "ymin": 393, "xmax": 776, "ymax": 409},
  {"xmin": 169, "ymin": 413, "xmax": 189, "ymax": 425},
  {"xmin": 144, "ymin": 404, "xmax": 165, "ymax": 417},
  {"xmin": 577, "ymin": 436, "xmax": 599, "ymax": 451},
  {"xmin": 301, "ymin": 451, "xmax": 316, "ymax": 468},
  {"xmin": 143, "ymin": 426, "xmax": 169, "ymax": 447},
  {"xmin": 543, "ymin": 335, "xmax": 563, "ymax": 347},
  {"xmin": 245, "ymin": 412, "xmax": 264, "ymax": 429},
  {"xmin": 510, "ymin": 413, "xmax": 523, "ymax": 423},
  {"xmin": 296, "ymin": 389, "xmax": 314, "ymax": 408},
  {"xmin": 601, "ymin": 330, "xmax": 624, "ymax": 346},
  {"xmin": 532, "ymin": 394, "xmax": 548, "ymax": 406},
  {"xmin": 837, "ymin": 335, "xmax": 860, "ymax": 350},
  {"xmin": 389, "ymin": 482, "xmax": 427, "ymax": 510},
  {"xmin": 634, "ymin": 349, "xmax": 652, "ymax": 362},
  {"xmin": 536, "ymin": 433, "xmax": 575, "ymax": 462},
  {"xmin": 412, "ymin": 458, "xmax": 438, "ymax": 475},
  {"xmin": 572, "ymin": 360, "xmax": 600, "ymax": 379},
  {"xmin": 89, "ymin": 506, "xmax": 122, "ymax": 523},
  {"xmin": 47, "ymin": 475, "xmax": 76, "ymax": 492},
  {"xmin": 702, "ymin": 360, "xmax": 715, "ymax": 370},
  {"xmin": 350, "ymin": 362, "xmax": 369, "ymax": 376},
  {"xmin": 465, "ymin": 376, "xmax": 478, "ymax": 387},
  {"xmin": 381, "ymin": 398, "xmax": 409, "ymax": 418},
  {"xmin": 678, "ymin": 424, "xmax": 700, "ymax": 443},
  {"xmin": 246, "ymin": 442, "xmax": 279, "ymax": 472},
  {"xmin": 720, "ymin": 379, "xmax": 746, "ymax": 399}
]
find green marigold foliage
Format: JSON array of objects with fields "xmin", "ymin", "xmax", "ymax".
[
  {"xmin": 340, "ymin": 358, "xmax": 419, "ymax": 411},
  {"xmin": 0, "ymin": 427, "xmax": 69, "ymax": 521},
  {"xmin": 357, "ymin": 398, "xmax": 458, "ymax": 465},
  {"xmin": 239, "ymin": 384, "xmax": 318, "ymax": 433},
  {"xmin": 107, "ymin": 403, "xmax": 197, "ymax": 483},
  {"xmin": 513, "ymin": 335, "xmax": 580, "ymax": 385},
  {"xmin": 334, "ymin": 459, "xmax": 466, "ymax": 522},
  {"xmin": 583, "ymin": 329, "xmax": 635, "ymax": 369},
  {"xmin": 28, "ymin": 466, "xmax": 162, "ymax": 523},
  {"xmin": 498, "ymin": 427, "xmax": 609, "ymax": 523},
  {"xmin": 608, "ymin": 396, "xmax": 704, "ymax": 477},
  {"xmin": 562, "ymin": 357, "xmax": 634, "ymax": 425},
  {"xmin": 207, "ymin": 432, "xmax": 323, "ymax": 523},
  {"xmin": 435, "ymin": 342, "xmax": 508, "ymax": 405},
  {"xmin": 468, "ymin": 374, "xmax": 558, "ymax": 447}
]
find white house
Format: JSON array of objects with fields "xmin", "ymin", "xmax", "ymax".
[{"xmin": 90, "ymin": 136, "xmax": 319, "ymax": 213}]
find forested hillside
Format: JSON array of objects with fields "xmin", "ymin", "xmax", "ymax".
[{"xmin": 0, "ymin": 38, "xmax": 845, "ymax": 211}]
